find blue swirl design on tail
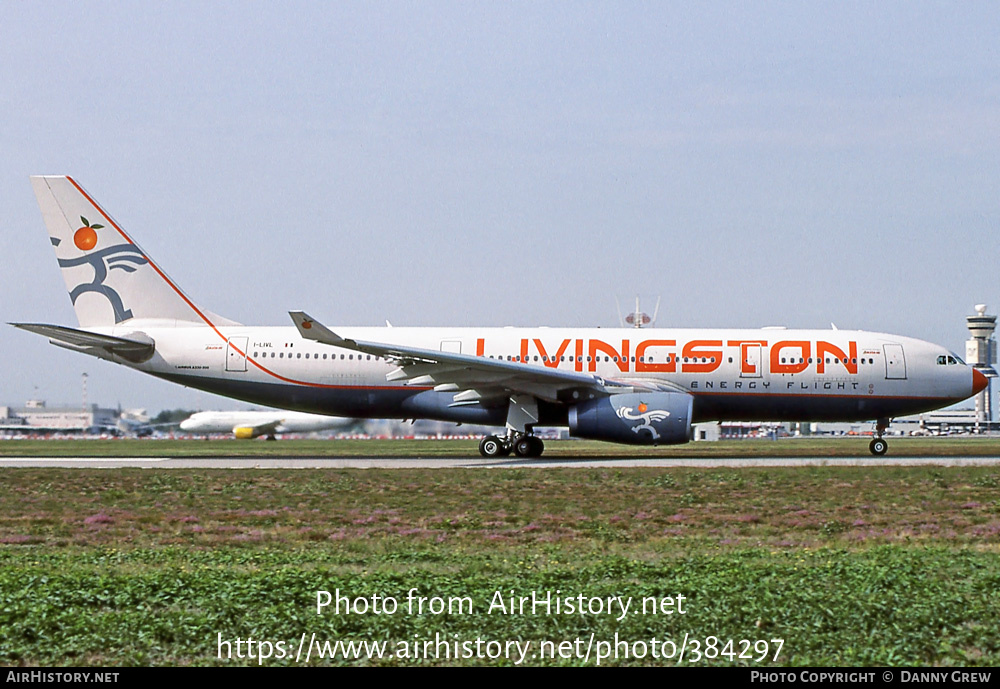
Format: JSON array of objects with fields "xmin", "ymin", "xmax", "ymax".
[{"xmin": 57, "ymin": 244, "xmax": 149, "ymax": 323}]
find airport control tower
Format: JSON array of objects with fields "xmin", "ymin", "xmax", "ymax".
[
  {"xmin": 966, "ymin": 304, "xmax": 997, "ymax": 425},
  {"xmin": 616, "ymin": 295, "xmax": 660, "ymax": 329}
]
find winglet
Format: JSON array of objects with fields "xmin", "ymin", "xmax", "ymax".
[{"xmin": 288, "ymin": 311, "xmax": 352, "ymax": 347}]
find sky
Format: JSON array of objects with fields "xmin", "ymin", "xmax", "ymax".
[{"xmin": 1, "ymin": 2, "xmax": 998, "ymax": 413}]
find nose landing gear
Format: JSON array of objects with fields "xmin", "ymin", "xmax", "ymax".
[{"xmin": 868, "ymin": 418, "xmax": 890, "ymax": 456}]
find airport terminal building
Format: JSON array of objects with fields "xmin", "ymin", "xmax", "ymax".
[{"xmin": 0, "ymin": 400, "xmax": 119, "ymax": 435}]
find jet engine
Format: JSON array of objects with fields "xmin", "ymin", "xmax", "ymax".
[{"xmin": 568, "ymin": 392, "xmax": 693, "ymax": 445}]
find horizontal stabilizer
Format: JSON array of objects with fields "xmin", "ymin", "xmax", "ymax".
[{"xmin": 10, "ymin": 323, "xmax": 155, "ymax": 363}]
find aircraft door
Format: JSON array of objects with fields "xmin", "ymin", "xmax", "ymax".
[
  {"xmin": 226, "ymin": 336, "xmax": 249, "ymax": 372},
  {"xmin": 883, "ymin": 343, "xmax": 906, "ymax": 380}
]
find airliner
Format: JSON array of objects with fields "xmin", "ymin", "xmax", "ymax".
[
  {"xmin": 12, "ymin": 176, "xmax": 986, "ymax": 458},
  {"xmin": 179, "ymin": 410, "xmax": 358, "ymax": 439}
]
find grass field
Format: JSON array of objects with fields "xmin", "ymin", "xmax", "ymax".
[
  {"xmin": 3, "ymin": 436, "xmax": 1000, "ymax": 457},
  {"xmin": 1, "ymin": 448, "xmax": 1000, "ymax": 666}
]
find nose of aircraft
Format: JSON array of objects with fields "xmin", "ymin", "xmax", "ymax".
[{"xmin": 973, "ymin": 368, "xmax": 989, "ymax": 395}]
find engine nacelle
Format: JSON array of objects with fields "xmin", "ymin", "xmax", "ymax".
[{"xmin": 568, "ymin": 392, "xmax": 693, "ymax": 445}]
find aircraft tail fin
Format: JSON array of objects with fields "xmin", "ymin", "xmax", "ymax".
[{"xmin": 30, "ymin": 176, "xmax": 239, "ymax": 328}]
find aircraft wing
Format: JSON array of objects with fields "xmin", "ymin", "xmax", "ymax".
[
  {"xmin": 10, "ymin": 323, "xmax": 155, "ymax": 363},
  {"xmin": 289, "ymin": 311, "xmax": 641, "ymax": 405},
  {"xmin": 235, "ymin": 420, "xmax": 283, "ymax": 437}
]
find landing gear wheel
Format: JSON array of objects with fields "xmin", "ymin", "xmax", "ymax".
[
  {"xmin": 479, "ymin": 435, "xmax": 505, "ymax": 458},
  {"xmin": 869, "ymin": 438, "xmax": 888, "ymax": 456},
  {"xmin": 513, "ymin": 435, "xmax": 545, "ymax": 458}
]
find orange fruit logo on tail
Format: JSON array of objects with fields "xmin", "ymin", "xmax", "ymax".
[
  {"xmin": 73, "ymin": 216, "xmax": 104, "ymax": 251},
  {"xmin": 638, "ymin": 403, "xmax": 648, "ymax": 413}
]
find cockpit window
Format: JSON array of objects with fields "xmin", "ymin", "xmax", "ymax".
[{"xmin": 939, "ymin": 353, "xmax": 966, "ymax": 365}]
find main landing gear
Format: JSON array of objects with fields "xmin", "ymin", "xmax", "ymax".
[
  {"xmin": 480, "ymin": 395, "xmax": 545, "ymax": 458},
  {"xmin": 479, "ymin": 433, "xmax": 544, "ymax": 458},
  {"xmin": 868, "ymin": 418, "xmax": 889, "ymax": 456}
]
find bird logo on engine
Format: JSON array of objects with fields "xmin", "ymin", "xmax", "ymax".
[{"xmin": 616, "ymin": 402, "xmax": 671, "ymax": 440}]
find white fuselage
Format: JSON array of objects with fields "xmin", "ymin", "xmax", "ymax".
[{"xmin": 101, "ymin": 322, "xmax": 977, "ymax": 428}]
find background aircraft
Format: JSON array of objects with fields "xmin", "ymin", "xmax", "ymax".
[{"xmin": 178, "ymin": 410, "xmax": 358, "ymax": 439}]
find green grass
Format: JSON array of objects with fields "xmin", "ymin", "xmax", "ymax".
[
  {"xmin": 3, "ymin": 436, "xmax": 1000, "ymax": 457},
  {"xmin": 4, "ymin": 466, "xmax": 1000, "ymax": 549},
  {"xmin": 2, "ymin": 546, "xmax": 997, "ymax": 666},
  {"xmin": 1, "ymin": 466, "xmax": 1000, "ymax": 665}
]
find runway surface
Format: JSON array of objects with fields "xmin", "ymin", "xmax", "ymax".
[{"xmin": 3, "ymin": 456, "xmax": 1000, "ymax": 468}]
